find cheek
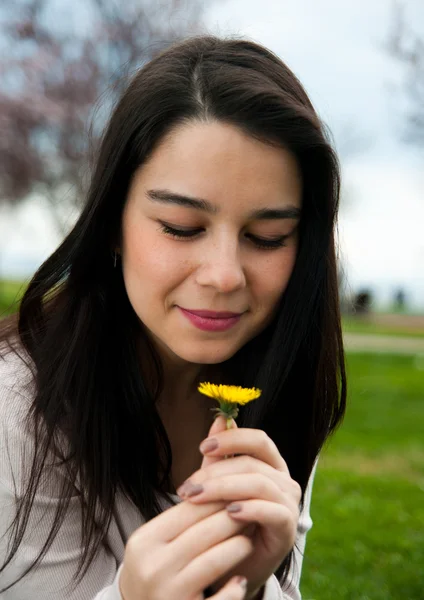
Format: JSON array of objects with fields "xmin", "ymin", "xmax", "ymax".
[
  {"xmin": 122, "ymin": 223, "xmax": 192, "ymax": 291},
  {"xmin": 255, "ymin": 248, "xmax": 297, "ymax": 305}
]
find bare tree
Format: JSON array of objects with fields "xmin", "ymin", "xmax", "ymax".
[
  {"xmin": 0, "ymin": 0, "xmax": 207, "ymax": 233},
  {"xmin": 387, "ymin": 0, "xmax": 424, "ymax": 145}
]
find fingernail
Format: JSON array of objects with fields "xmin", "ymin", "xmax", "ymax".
[
  {"xmin": 185, "ymin": 482, "xmax": 204, "ymax": 497},
  {"xmin": 227, "ymin": 503, "xmax": 242, "ymax": 513},
  {"xmin": 176, "ymin": 482, "xmax": 188, "ymax": 497},
  {"xmin": 200, "ymin": 438, "xmax": 219, "ymax": 453}
]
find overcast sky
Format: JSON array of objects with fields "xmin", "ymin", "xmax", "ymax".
[{"xmin": 1, "ymin": 0, "xmax": 423, "ymax": 309}]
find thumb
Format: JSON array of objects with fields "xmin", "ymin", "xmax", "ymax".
[{"xmin": 200, "ymin": 414, "xmax": 238, "ymax": 468}]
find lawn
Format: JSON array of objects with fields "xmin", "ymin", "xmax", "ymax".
[
  {"xmin": 300, "ymin": 352, "xmax": 424, "ymax": 599},
  {"xmin": 0, "ymin": 279, "xmax": 27, "ymax": 316}
]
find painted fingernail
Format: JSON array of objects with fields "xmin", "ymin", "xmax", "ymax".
[
  {"xmin": 185, "ymin": 482, "xmax": 204, "ymax": 497},
  {"xmin": 176, "ymin": 482, "xmax": 188, "ymax": 497},
  {"xmin": 199, "ymin": 438, "xmax": 219, "ymax": 453},
  {"xmin": 227, "ymin": 503, "xmax": 242, "ymax": 513}
]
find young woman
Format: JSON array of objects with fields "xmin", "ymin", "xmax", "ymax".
[{"xmin": 0, "ymin": 35, "xmax": 346, "ymax": 599}]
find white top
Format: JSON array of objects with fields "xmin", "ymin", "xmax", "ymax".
[{"xmin": 0, "ymin": 347, "xmax": 316, "ymax": 599}]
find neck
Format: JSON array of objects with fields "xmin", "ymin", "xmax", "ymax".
[
  {"xmin": 157, "ymin": 356, "xmax": 218, "ymax": 416},
  {"xmin": 137, "ymin": 332, "xmax": 220, "ymax": 414}
]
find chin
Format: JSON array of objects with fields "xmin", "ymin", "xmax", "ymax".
[{"xmin": 174, "ymin": 343, "xmax": 240, "ymax": 366}]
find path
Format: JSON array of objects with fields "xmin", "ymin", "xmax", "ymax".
[{"xmin": 343, "ymin": 333, "xmax": 424, "ymax": 354}]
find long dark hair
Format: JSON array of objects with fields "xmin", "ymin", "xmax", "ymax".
[{"xmin": 0, "ymin": 35, "xmax": 346, "ymax": 593}]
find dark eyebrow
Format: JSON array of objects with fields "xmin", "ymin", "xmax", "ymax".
[
  {"xmin": 146, "ymin": 188, "xmax": 301, "ymax": 220},
  {"xmin": 250, "ymin": 207, "xmax": 301, "ymax": 220},
  {"xmin": 146, "ymin": 189, "xmax": 217, "ymax": 213}
]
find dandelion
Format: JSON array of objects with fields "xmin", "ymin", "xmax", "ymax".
[
  {"xmin": 198, "ymin": 383, "xmax": 261, "ymax": 458},
  {"xmin": 197, "ymin": 383, "xmax": 262, "ymax": 458},
  {"xmin": 198, "ymin": 382, "xmax": 261, "ymax": 429}
]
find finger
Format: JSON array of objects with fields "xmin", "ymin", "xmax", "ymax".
[
  {"xmin": 166, "ymin": 507, "xmax": 248, "ymax": 571},
  {"xmin": 225, "ymin": 499, "xmax": 299, "ymax": 549},
  {"xmin": 134, "ymin": 499, "xmax": 227, "ymax": 546},
  {"xmin": 200, "ymin": 427, "xmax": 288, "ymax": 473},
  {"xmin": 209, "ymin": 575, "xmax": 248, "ymax": 599},
  {"xmin": 201, "ymin": 415, "xmax": 238, "ymax": 469},
  {"xmin": 178, "ymin": 455, "xmax": 292, "ymax": 498},
  {"xmin": 184, "ymin": 473, "xmax": 286, "ymax": 506},
  {"xmin": 177, "ymin": 529, "xmax": 254, "ymax": 595}
]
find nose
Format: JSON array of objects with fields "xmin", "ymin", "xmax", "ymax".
[{"xmin": 195, "ymin": 238, "xmax": 246, "ymax": 293}]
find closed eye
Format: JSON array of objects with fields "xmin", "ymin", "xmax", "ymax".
[
  {"xmin": 246, "ymin": 235, "xmax": 289, "ymax": 249},
  {"xmin": 160, "ymin": 223, "xmax": 203, "ymax": 238},
  {"xmin": 159, "ymin": 222, "xmax": 289, "ymax": 250}
]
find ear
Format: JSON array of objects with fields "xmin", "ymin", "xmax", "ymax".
[{"xmin": 200, "ymin": 414, "xmax": 238, "ymax": 469}]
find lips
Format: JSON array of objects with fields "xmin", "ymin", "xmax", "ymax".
[
  {"xmin": 177, "ymin": 307, "xmax": 244, "ymax": 332},
  {"xmin": 182, "ymin": 309, "xmax": 243, "ymax": 318}
]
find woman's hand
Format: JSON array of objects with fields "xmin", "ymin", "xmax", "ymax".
[
  {"xmin": 176, "ymin": 416, "xmax": 301, "ymax": 600},
  {"xmin": 119, "ymin": 493, "xmax": 253, "ymax": 600}
]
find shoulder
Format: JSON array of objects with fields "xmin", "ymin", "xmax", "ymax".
[
  {"xmin": 0, "ymin": 340, "xmax": 76, "ymax": 498},
  {"xmin": 0, "ymin": 337, "xmax": 35, "ymax": 393},
  {"xmin": 0, "ymin": 340, "xmax": 37, "ymax": 490},
  {"xmin": 0, "ymin": 339, "xmax": 35, "ymax": 419}
]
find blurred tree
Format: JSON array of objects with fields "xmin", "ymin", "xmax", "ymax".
[
  {"xmin": 387, "ymin": 0, "xmax": 424, "ymax": 145},
  {"xmin": 0, "ymin": 0, "xmax": 207, "ymax": 233}
]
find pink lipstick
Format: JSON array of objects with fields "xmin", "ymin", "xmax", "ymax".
[{"xmin": 178, "ymin": 307, "xmax": 243, "ymax": 332}]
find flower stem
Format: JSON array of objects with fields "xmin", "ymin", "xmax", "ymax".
[{"xmin": 225, "ymin": 416, "xmax": 233, "ymax": 459}]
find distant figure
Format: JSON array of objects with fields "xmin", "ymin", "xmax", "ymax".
[
  {"xmin": 354, "ymin": 289, "xmax": 372, "ymax": 315},
  {"xmin": 394, "ymin": 288, "xmax": 406, "ymax": 312}
]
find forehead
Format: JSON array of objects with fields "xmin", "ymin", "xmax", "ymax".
[{"xmin": 131, "ymin": 120, "xmax": 302, "ymax": 208}]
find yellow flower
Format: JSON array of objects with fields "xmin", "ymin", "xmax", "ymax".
[
  {"xmin": 198, "ymin": 381, "xmax": 261, "ymax": 423},
  {"xmin": 198, "ymin": 382, "xmax": 261, "ymax": 405},
  {"xmin": 198, "ymin": 383, "xmax": 262, "ymax": 457}
]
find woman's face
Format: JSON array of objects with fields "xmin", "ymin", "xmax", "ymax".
[{"xmin": 121, "ymin": 120, "xmax": 302, "ymax": 366}]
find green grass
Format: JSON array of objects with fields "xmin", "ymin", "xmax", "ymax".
[
  {"xmin": 300, "ymin": 353, "xmax": 424, "ymax": 599},
  {"xmin": 0, "ymin": 279, "xmax": 27, "ymax": 316}
]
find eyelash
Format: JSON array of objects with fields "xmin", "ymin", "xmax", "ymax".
[{"xmin": 159, "ymin": 223, "xmax": 288, "ymax": 249}]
